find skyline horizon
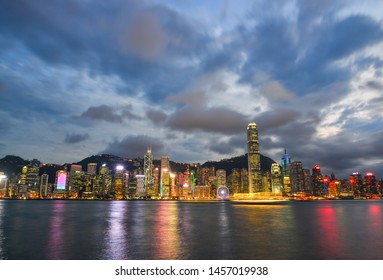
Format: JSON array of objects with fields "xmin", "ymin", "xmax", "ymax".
[{"xmin": 1, "ymin": 147, "xmax": 381, "ymax": 180}]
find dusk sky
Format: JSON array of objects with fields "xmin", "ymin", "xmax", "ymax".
[{"xmin": 1, "ymin": 0, "xmax": 383, "ymax": 178}]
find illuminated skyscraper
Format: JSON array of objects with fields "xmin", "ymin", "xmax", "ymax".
[
  {"xmin": 113, "ymin": 165, "xmax": 125, "ymax": 199},
  {"xmin": 270, "ymin": 163, "xmax": 282, "ymax": 194},
  {"xmin": 190, "ymin": 170, "xmax": 196, "ymax": 196},
  {"xmin": 228, "ymin": 168, "xmax": 241, "ymax": 194},
  {"xmin": 290, "ymin": 161, "xmax": 304, "ymax": 193},
  {"xmin": 247, "ymin": 122, "xmax": 262, "ymax": 193},
  {"xmin": 160, "ymin": 156, "xmax": 170, "ymax": 197},
  {"xmin": 55, "ymin": 170, "xmax": 68, "ymax": 198},
  {"xmin": 144, "ymin": 147, "xmax": 155, "ymax": 196},
  {"xmin": 312, "ymin": 165, "xmax": 324, "ymax": 196},
  {"xmin": 87, "ymin": 163, "xmax": 97, "ymax": 175},
  {"xmin": 70, "ymin": 164, "xmax": 82, "ymax": 174},
  {"xmin": 40, "ymin": 173, "xmax": 49, "ymax": 198},
  {"xmin": 216, "ymin": 169, "xmax": 227, "ymax": 187},
  {"xmin": 135, "ymin": 175, "xmax": 146, "ymax": 197},
  {"xmin": 281, "ymin": 149, "xmax": 291, "ymax": 176},
  {"xmin": 350, "ymin": 172, "xmax": 362, "ymax": 195},
  {"xmin": 363, "ymin": 172, "xmax": 377, "ymax": 195},
  {"xmin": 23, "ymin": 160, "xmax": 40, "ymax": 198},
  {"xmin": 0, "ymin": 172, "xmax": 8, "ymax": 198},
  {"xmin": 303, "ymin": 169, "xmax": 313, "ymax": 194},
  {"xmin": 281, "ymin": 149, "xmax": 292, "ymax": 195},
  {"xmin": 240, "ymin": 168, "xmax": 249, "ymax": 193}
]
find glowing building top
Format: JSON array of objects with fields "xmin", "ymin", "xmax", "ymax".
[
  {"xmin": 281, "ymin": 148, "xmax": 291, "ymax": 176},
  {"xmin": 247, "ymin": 122, "xmax": 262, "ymax": 193}
]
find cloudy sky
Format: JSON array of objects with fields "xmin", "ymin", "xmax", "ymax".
[{"xmin": 1, "ymin": 0, "xmax": 383, "ymax": 178}]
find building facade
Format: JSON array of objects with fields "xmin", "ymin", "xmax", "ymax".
[{"xmin": 247, "ymin": 122, "xmax": 262, "ymax": 193}]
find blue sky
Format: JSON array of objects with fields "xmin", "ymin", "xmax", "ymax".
[{"xmin": 1, "ymin": 0, "xmax": 383, "ymax": 178}]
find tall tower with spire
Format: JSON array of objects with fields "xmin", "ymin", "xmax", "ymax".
[
  {"xmin": 144, "ymin": 147, "xmax": 154, "ymax": 196},
  {"xmin": 247, "ymin": 122, "xmax": 262, "ymax": 193}
]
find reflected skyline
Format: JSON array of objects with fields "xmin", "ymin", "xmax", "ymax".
[{"xmin": 1, "ymin": 200, "xmax": 383, "ymax": 259}]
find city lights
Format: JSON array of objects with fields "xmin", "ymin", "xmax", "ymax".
[{"xmin": 0, "ymin": 122, "xmax": 382, "ymax": 201}]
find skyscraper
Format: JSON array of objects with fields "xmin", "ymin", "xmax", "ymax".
[
  {"xmin": 312, "ymin": 165, "xmax": 324, "ymax": 196},
  {"xmin": 144, "ymin": 147, "xmax": 155, "ymax": 196},
  {"xmin": 160, "ymin": 156, "xmax": 170, "ymax": 197},
  {"xmin": 290, "ymin": 161, "xmax": 304, "ymax": 193},
  {"xmin": 270, "ymin": 163, "xmax": 282, "ymax": 194},
  {"xmin": 40, "ymin": 173, "xmax": 49, "ymax": 198},
  {"xmin": 87, "ymin": 163, "xmax": 97, "ymax": 175},
  {"xmin": 247, "ymin": 122, "xmax": 262, "ymax": 193},
  {"xmin": 281, "ymin": 149, "xmax": 292, "ymax": 195},
  {"xmin": 216, "ymin": 169, "xmax": 227, "ymax": 187}
]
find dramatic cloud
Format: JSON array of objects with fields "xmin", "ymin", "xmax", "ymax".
[
  {"xmin": 146, "ymin": 109, "xmax": 167, "ymax": 124},
  {"xmin": 1, "ymin": 0, "xmax": 383, "ymax": 178},
  {"xmin": 256, "ymin": 109, "xmax": 302, "ymax": 132},
  {"xmin": 102, "ymin": 135, "xmax": 164, "ymax": 158},
  {"xmin": 64, "ymin": 133, "xmax": 90, "ymax": 144},
  {"xmin": 208, "ymin": 135, "xmax": 246, "ymax": 155},
  {"xmin": 166, "ymin": 106, "xmax": 249, "ymax": 134},
  {"xmin": 166, "ymin": 91, "xmax": 207, "ymax": 106},
  {"xmin": 79, "ymin": 105, "xmax": 124, "ymax": 123}
]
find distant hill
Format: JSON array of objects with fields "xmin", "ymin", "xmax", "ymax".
[
  {"xmin": 201, "ymin": 154, "xmax": 276, "ymax": 174},
  {"xmin": 0, "ymin": 153, "xmax": 277, "ymax": 180},
  {"xmin": 0, "ymin": 155, "xmax": 29, "ymax": 177},
  {"xmin": 74, "ymin": 154, "xmax": 126, "ymax": 172}
]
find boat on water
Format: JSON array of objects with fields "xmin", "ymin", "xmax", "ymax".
[
  {"xmin": 228, "ymin": 192, "xmax": 289, "ymax": 205},
  {"xmin": 229, "ymin": 199, "xmax": 289, "ymax": 205}
]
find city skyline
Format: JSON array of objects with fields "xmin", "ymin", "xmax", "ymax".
[{"xmin": 1, "ymin": 1, "xmax": 383, "ymax": 179}]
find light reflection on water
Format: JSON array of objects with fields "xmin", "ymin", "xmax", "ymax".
[
  {"xmin": 1, "ymin": 200, "xmax": 383, "ymax": 259},
  {"xmin": 47, "ymin": 201, "xmax": 65, "ymax": 259},
  {"xmin": 102, "ymin": 201, "xmax": 128, "ymax": 259}
]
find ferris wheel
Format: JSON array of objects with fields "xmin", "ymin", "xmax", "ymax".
[{"xmin": 217, "ymin": 186, "xmax": 230, "ymax": 200}]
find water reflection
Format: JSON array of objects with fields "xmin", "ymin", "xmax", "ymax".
[
  {"xmin": 217, "ymin": 203, "xmax": 230, "ymax": 256},
  {"xmin": 102, "ymin": 201, "xmax": 128, "ymax": 259},
  {"xmin": 316, "ymin": 204, "xmax": 341, "ymax": 258},
  {"xmin": 152, "ymin": 202, "xmax": 181, "ymax": 259},
  {"xmin": 367, "ymin": 203, "xmax": 383, "ymax": 255},
  {"xmin": 3, "ymin": 200, "xmax": 383, "ymax": 259},
  {"xmin": 46, "ymin": 201, "xmax": 65, "ymax": 259}
]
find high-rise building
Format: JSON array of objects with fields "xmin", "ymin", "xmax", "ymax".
[
  {"xmin": 55, "ymin": 170, "xmax": 68, "ymax": 198},
  {"xmin": 183, "ymin": 167, "xmax": 191, "ymax": 197},
  {"xmin": 23, "ymin": 161, "xmax": 40, "ymax": 198},
  {"xmin": 363, "ymin": 172, "xmax": 377, "ymax": 195},
  {"xmin": 303, "ymin": 169, "xmax": 313, "ymax": 194},
  {"xmin": 69, "ymin": 171, "xmax": 85, "ymax": 198},
  {"xmin": 135, "ymin": 175, "xmax": 145, "ymax": 197},
  {"xmin": 349, "ymin": 172, "xmax": 362, "ymax": 195},
  {"xmin": 153, "ymin": 167, "xmax": 160, "ymax": 196},
  {"xmin": 190, "ymin": 170, "xmax": 196, "ymax": 196},
  {"xmin": 270, "ymin": 163, "xmax": 282, "ymax": 194},
  {"xmin": 160, "ymin": 156, "xmax": 170, "ymax": 197},
  {"xmin": 247, "ymin": 122, "xmax": 262, "ymax": 193},
  {"xmin": 0, "ymin": 172, "xmax": 8, "ymax": 198},
  {"xmin": 170, "ymin": 172, "xmax": 177, "ymax": 197},
  {"xmin": 216, "ymin": 169, "xmax": 227, "ymax": 187},
  {"xmin": 87, "ymin": 163, "xmax": 97, "ymax": 175},
  {"xmin": 290, "ymin": 161, "xmax": 304, "ymax": 193},
  {"xmin": 312, "ymin": 165, "xmax": 324, "ymax": 197},
  {"xmin": 240, "ymin": 168, "xmax": 249, "ymax": 193},
  {"xmin": 228, "ymin": 168, "xmax": 241, "ymax": 194},
  {"xmin": 144, "ymin": 147, "xmax": 155, "ymax": 197},
  {"xmin": 70, "ymin": 164, "xmax": 82, "ymax": 174},
  {"xmin": 281, "ymin": 149, "xmax": 291, "ymax": 176},
  {"xmin": 113, "ymin": 165, "xmax": 125, "ymax": 199},
  {"xmin": 40, "ymin": 173, "xmax": 49, "ymax": 198}
]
